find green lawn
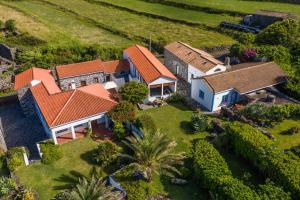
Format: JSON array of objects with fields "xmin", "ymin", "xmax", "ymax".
[
  {"xmin": 167, "ymin": 0, "xmax": 300, "ymax": 16},
  {"xmin": 16, "ymin": 138, "xmax": 99, "ymax": 200},
  {"xmin": 266, "ymin": 119, "xmax": 300, "ymax": 150},
  {"xmin": 95, "ymin": 0, "xmax": 241, "ymax": 26}
]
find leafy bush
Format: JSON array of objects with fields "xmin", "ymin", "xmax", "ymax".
[
  {"xmin": 108, "ymin": 101, "xmax": 136, "ymax": 122},
  {"xmin": 113, "ymin": 121, "xmax": 126, "ymax": 140},
  {"xmin": 241, "ymin": 48, "xmax": 257, "ymax": 61},
  {"xmin": 256, "ymin": 45, "xmax": 291, "ymax": 65},
  {"xmin": 236, "ymin": 33, "xmax": 255, "ymax": 45},
  {"xmin": 229, "ymin": 43, "xmax": 245, "ymax": 57},
  {"xmin": 290, "ymin": 145, "xmax": 300, "ymax": 158},
  {"xmin": 225, "ymin": 122, "xmax": 300, "ymax": 198},
  {"xmin": 191, "ymin": 113, "xmax": 210, "ymax": 133},
  {"xmin": 193, "ymin": 140, "xmax": 259, "ymax": 199},
  {"xmin": 40, "ymin": 141, "xmax": 62, "ymax": 164},
  {"xmin": 4, "ymin": 19, "xmax": 16, "ymax": 32},
  {"xmin": 7, "ymin": 147, "xmax": 24, "ymax": 171},
  {"xmin": 0, "ymin": 177, "xmax": 17, "ymax": 196},
  {"xmin": 280, "ymin": 127, "xmax": 299, "ymax": 135},
  {"xmin": 135, "ymin": 114, "xmax": 157, "ymax": 134},
  {"xmin": 284, "ymin": 75, "xmax": 300, "ymax": 100},
  {"xmin": 256, "ymin": 19, "xmax": 299, "ymax": 47},
  {"xmin": 92, "ymin": 141, "xmax": 119, "ymax": 167},
  {"xmin": 53, "ymin": 191, "xmax": 72, "ymax": 200},
  {"xmin": 119, "ymin": 81, "xmax": 148, "ymax": 104},
  {"xmin": 258, "ymin": 180, "xmax": 292, "ymax": 200},
  {"xmin": 22, "ymin": 190, "xmax": 35, "ymax": 200},
  {"xmin": 165, "ymin": 93, "xmax": 186, "ymax": 104}
]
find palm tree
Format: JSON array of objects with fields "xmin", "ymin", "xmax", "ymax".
[
  {"xmin": 120, "ymin": 130, "xmax": 185, "ymax": 182},
  {"xmin": 68, "ymin": 174, "xmax": 120, "ymax": 200}
]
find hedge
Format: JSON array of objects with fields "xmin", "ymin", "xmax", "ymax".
[
  {"xmin": 6, "ymin": 147, "xmax": 25, "ymax": 171},
  {"xmin": 225, "ymin": 122, "xmax": 300, "ymax": 198},
  {"xmin": 40, "ymin": 141, "xmax": 62, "ymax": 164},
  {"xmin": 193, "ymin": 140, "xmax": 259, "ymax": 200}
]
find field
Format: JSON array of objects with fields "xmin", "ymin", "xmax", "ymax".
[
  {"xmin": 166, "ymin": 0, "xmax": 300, "ymax": 16},
  {"xmin": 0, "ymin": 0, "xmax": 236, "ymax": 50}
]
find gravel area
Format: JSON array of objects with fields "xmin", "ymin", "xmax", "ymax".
[{"xmin": 0, "ymin": 102, "xmax": 48, "ymax": 159}]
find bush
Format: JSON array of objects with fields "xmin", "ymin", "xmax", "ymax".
[
  {"xmin": 40, "ymin": 141, "xmax": 62, "ymax": 164},
  {"xmin": 258, "ymin": 180, "xmax": 292, "ymax": 200},
  {"xmin": 225, "ymin": 122, "xmax": 300, "ymax": 198},
  {"xmin": 119, "ymin": 81, "xmax": 148, "ymax": 104},
  {"xmin": 193, "ymin": 140, "xmax": 259, "ymax": 199},
  {"xmin": 92, "ymin": 141, "xmax": 119, "ymax": 167},
  {"xmin": 256, "ymin": 45, "xmax": 291, "ymax": 65},
  {"xmin": 165, "ymin": 93, "xmax": 186, "ymax": 104},
  {"xmin": 135, "ymin": 114, "xmax": 157, "ymax": 134},
  {"xmin": 22, "ymin": 190, "xmax": 35, "ymax": 200},
  {"xmin": 108, "ymin": 101, "xmax": 136, "ymax": 122},
  {"xmin": 0, "ymin": 177, "xmax": 17, "ymax": 196},
  {"xmin": 53, "ymin": 191, "xmax": 72, "ymax": 200},
  {"xmin": 280, "ymin": 127, "xmax": 300, "ymax": 135},
  {"xmin": 4, "ymin": 19, "xmax": 16, "ymax": 32},
  {"xmin": 236, "ymin": 33, "xmax": 255, "ymax": 45},
  {"xmin": 229, "ymin": 43, "xmax": 245, "ymax": 57},
  {"xmin": 191, "ymin": 113, "xmax": 210, "ymax": 133},
  {"xmin": 113, "ymin": 121, "xmax": 126, "ymax": 140},
  {"xmin": 290, "ymin": 145, "xmax": 300, "ymax": 157},
  {"xmin": 7, "ymin": 147, "xmax": 24, "ymax": 171}
]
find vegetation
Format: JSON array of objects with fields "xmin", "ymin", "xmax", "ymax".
[
  {"xmin": 191, "ymin": 112, "xmax": 211, "ymax": 133},
  {"xmin": 108, "ymin": 101, "xmax": 136, "ymax": 122},
  {"xmin": 120, "ymin": 130, "xmax": 184, "ymax": 182},
  {"xmin": 6, "ymin": 147, "xmax": 24, "ymax": 172},
  {"xmin": 0, "ymin": 177, "xmax": 17, "ymax": 197},
  {"xmin": 92, "ymin": 141, "xmax": 120, "ymax": 167},
  {"xmin": 119, "ymin": 81, "xmax": 148, "ymax": 104},
  {"xmin": 226, "ymin": 122, "xmax": 300, "ymax": 198},
  {"xmin": 135, "ymin": 114, "xmax": 157, "ymax": 134},
  {"xmin": 258, "ymin": 180, "xmax": 292, "ymax": 200},
  {"xmin": 113, "ymin": 121, "xmax": 126, "ymax": 140},
  {"xmin": 40, "ymin": 141, "xmax": 62, "ymax": 164},
  {"xmin": 193, "ymin": 140, "xmax": 259, "ymax": 199}
]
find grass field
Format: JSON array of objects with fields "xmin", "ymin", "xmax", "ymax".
[
  {"xmin": 0, "ymin": 0, "xmax": 236, "ymax": 49},
  {"xmin": 166, "ymin": 0, "xmax": 300, "ymax": 16},
  {"xmin": 94, "ymin": 0, "xmax": 241, "ymax": 26}
]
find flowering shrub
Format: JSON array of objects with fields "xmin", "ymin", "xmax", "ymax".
[{"xmin": 242, "ymin": 48, "xmax": 257, "ymax": 61}]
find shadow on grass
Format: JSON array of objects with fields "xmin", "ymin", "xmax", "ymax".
[
  {"xmin": 168, "ymin": 103, "xmax": 192, "ymax": 111},
  {"xmin": 180, "ymin": 121, "xmax": 194, "ymax": 134},
  {"xmin": 52, "ymin": 170, "xmax": 85, "ymax": 190}
]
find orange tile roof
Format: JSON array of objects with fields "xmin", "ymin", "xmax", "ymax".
[
  {"xmin": 124, "ymin": 45, "xmax": 176, "ymax": 83},
  {"xmin": 31, "ymin": 83, "xmax": 117, "ymax": 127},
  {"xmin": 165, "ymin": 42, "xmax": 224, "ymax": 72},
  {"xmin": 103, "ymin": 60, "xmax": 130, "ymax": 74},
  {"xmin": 56, "ymin": 60, "xmax": 105, "ymax": 79},
  {"xmin": 14, "ymin": 67, "xmax": 61, "ymax": 94},
  {"xmin": 198, "ymin": 62, "xmax": 287, "ymax": 94}
]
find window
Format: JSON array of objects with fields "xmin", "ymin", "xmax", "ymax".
[
  {"xmin": 199, "ymin": 90, "xmax": 205, "ymax": 99},
  {"xmin": 221, "ymin": 95, "xmax": 229, "ymax": 104},
  {"xmin": 93, "ymin": 77, "xmax": 99, "ymax": 83},
  {"xmin": 214, "ymin": 68, "xmax": 221, "ymax": 72},
  {"xmin": 80, "ymin": 81, "xmax": 87, "ymax": 86},
  {"xmin": 106, "ymin": 74, "xmax": 111, "ymax": 82},
  {"xmin": 191, "ymin": 74, "xmax": 194, "ymax": 79}
]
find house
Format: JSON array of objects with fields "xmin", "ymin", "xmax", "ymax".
[
  {"xmin": 191, "ymin": 62, "xmax": 287, "ymax": 112},
  {"xmin": 123, "ymin": 45, "xmax": 177, "ymax": 102},
  {"xmin": 56, "ymin": 59, "xmax": 129, "ymax": 91},
  {"xmin": 164, "ymin": 42, "xmax": 226, "ymax": 97}
]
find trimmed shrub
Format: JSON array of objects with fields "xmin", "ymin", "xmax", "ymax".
[
  {"xmin": 258, "ymin": 181, "xmax": 292, "ymax": 200},
  {"xmin": 193, "ymin": 140, "xmax": 259, "ymax": 199},
  {"xmin": 136, "ymin": 114, "xmax": 157, "ymax": 134},
  {"xmin": 119, "ymin": 81, "xmax": 148, "ymax": 104},
  {"xmin": 7, "ymin": 147, "xmax": 24, "ymax": 171},
  {"xmin": 165, "ymin": 93, "xmax": 186, "ymax": 104},
  {"xmin": 0, "ymin": 177, "xmax": 17, "ymax": 196},
  {"xmin": 236, "ymin": 33, "xmax": 255, "ymax": 45},
  {"xmin": 225, "ymin": 122, "xmax": 300, "ymax": 198},
  {"xmin": 4, "ymin": 19, "xmax": 16, "ymax": 32},
  {"xmin": 113, "ymin": 121, "xmax": 126, "ymax": 140},
  {"xmin": 108, "ymin": 101, "xmax": 136, "ymax": 122},
  {"xmin": 22, "ymin": 190, "xmax": 35, "ymax": 200},
  {"xmin": 40, "ymin": 141, "xmax": 62, "ymax": 164},
  {"xmin": 191, "ymin": 113, "xmax": 210, "ymax": 133},
  {"xmin": 290, "ymin": 145, "xmax": 300, "ymax": 158},
  {"xmin": 92, "ymin": 141, "xmax": 119, "ymax": 167}
]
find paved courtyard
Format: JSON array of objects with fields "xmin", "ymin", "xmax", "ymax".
[{"xmin": 0, "ymin": 102, "xmax": 48, "ymax": 159}]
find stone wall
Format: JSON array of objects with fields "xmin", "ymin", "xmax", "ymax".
[
  {"xmin": 164, "ymin": 49, "xmax": 188, "ymax": 82},
  {"xmin": 58, "ymin": 72, "xmax": 105, "ymax": 91},
  {"xmin": 0, "ymin": 122, "xmax": 7, "ymax": 151},
  {"xmin": 17, "ymin": 86, "xmax": 35, "ymax": 116},
  {"xmin": 0, "ymin": 44, "xmax": 16, "ymax": 61}
]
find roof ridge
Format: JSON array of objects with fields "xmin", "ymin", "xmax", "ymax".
[
  {"xmin": 202, "ymin": 62, "xmax": 274, "ymax": 80},
  {"xmin": 50, "ymin": 89, "xmax": 77, "ymax": 126},
  {"xmin": 56, "ymin": 59, "xmax": 102, "ymax": 68},
  {"xmin": 78, "ymin": 88, "xmax": 117, "ymax": 103}
]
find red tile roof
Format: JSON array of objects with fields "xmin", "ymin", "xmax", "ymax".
[
  {"xmin": 124, "ymin": 45, "xmax": 177, "ymax": 83},
  {"xmin": 56, "ymin": 60, "xmax": 105, "ymax": 79},
  {"xmin": 31, "ymin": 83, "xmax": 117, "ymax": 127},
  {"xmin": 103, "ymin": 60, "xmax": 130, "ymax": 74},
  {"xmin": 14, "ymin": 67, "xmax": 61, "ymax": 94}
]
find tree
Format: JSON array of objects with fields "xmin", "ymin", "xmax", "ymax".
[
  {"xmin": 68, "ymin": 174, "xmax": 120, "ymax": 200},
  {"xmin": 108, "ymin": 101, "xmax": 136, "ymax": 122},
  {"xmin": 119, "ymin": 81, "xmax": 148, "ymax": 104},
  {"xmin": 120, "ymin": 130, "xmax": 184, "ymax": 182},
  {"xmin": 92, "ymin": 141, "xmax": 120, "ymax": 167},
  {"xmin": 4, "ymin": 19, "xmax": 16, "ymax": 32}
]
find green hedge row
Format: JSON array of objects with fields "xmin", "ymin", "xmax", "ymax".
[
  {"xmin": 193, "ymin": 140, "xmax": 260, "ymax": 199},
  {"xmin": 225, "ymin": 122, "xmax": 300, "ymax": 198}
]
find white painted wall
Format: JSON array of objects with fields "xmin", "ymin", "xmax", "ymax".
[
  {"xmin": 206, "ymin": 64, "xmax": 227, "ymax": 75},
  {"xmin": 149, "ymin": 77, "xmax": 175, "ymax": 86},
  {"xmin": 187, "ymin": 64, "xmax": 205, "ymax": 83},
  {"xmin": 191, "ymin": 79, "xmax": 214, "ymax": 111}
]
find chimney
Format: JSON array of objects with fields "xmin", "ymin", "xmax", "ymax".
[
  {"xmin": 71, "ymin": 80, "xmax": 76, "ymax": 90},
  {"xmin": 225, "ymin": 57, "xmax": 231, "ymax": 70}
]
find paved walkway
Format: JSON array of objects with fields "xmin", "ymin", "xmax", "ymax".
[{"xmin": 0, "ymin": 102, "xmax": 48, "ymax": 159}]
